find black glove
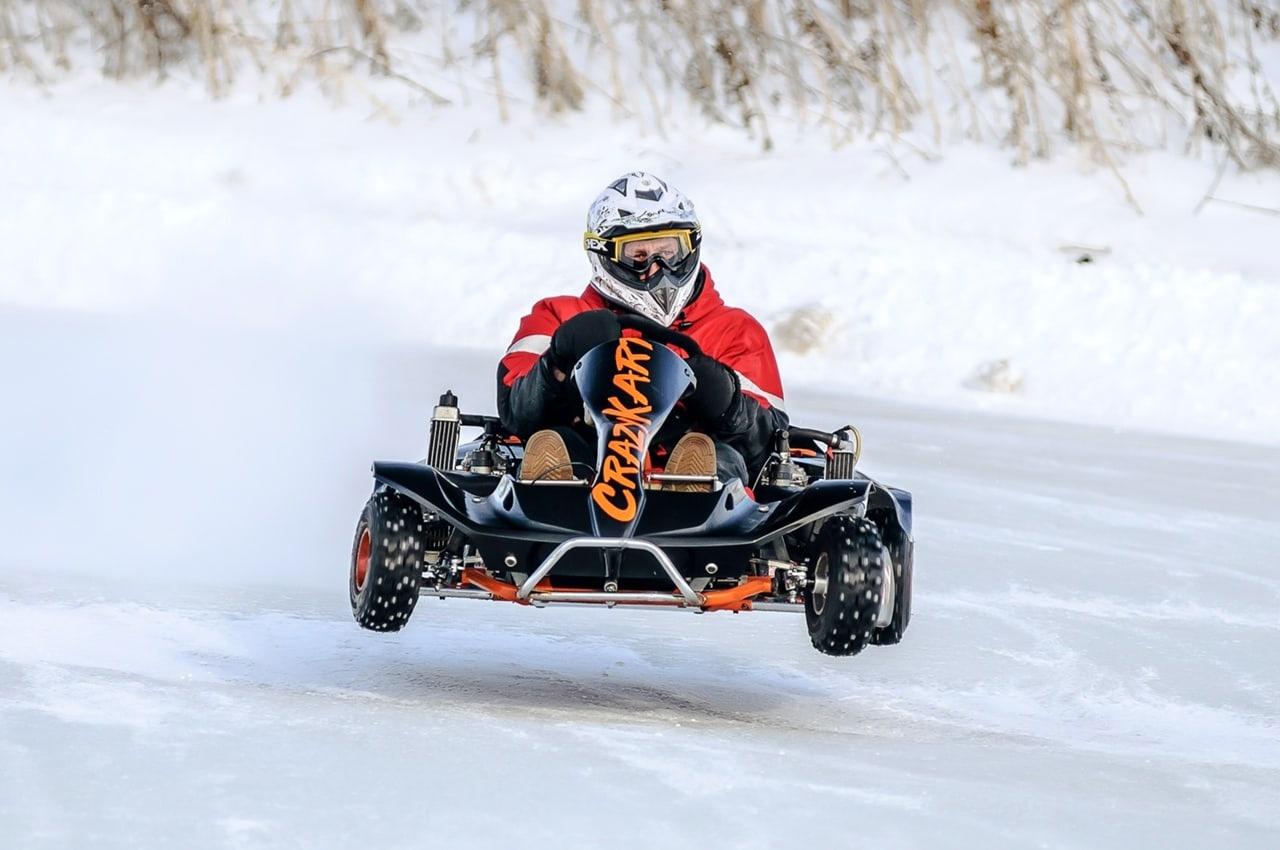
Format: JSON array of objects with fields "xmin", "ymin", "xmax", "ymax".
[
  {"xmin": 548, "ymin": 309, "xmax": 621, "ymax": 371},
  {"xmin": 684, "ymin": 354, "xmax": 738, "ymax": 425}
]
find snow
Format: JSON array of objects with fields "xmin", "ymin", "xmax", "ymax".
[
  {"xmin": 2, "ymin": 70, "xmax": 1280, "ymax": 849},
  {"xmin": 1, "ymin": 79, "xmax": 1278, "ymax": 444},
  {"xmin": 2, "ymin": 409, "xmax": 1279, "ymax": 848},
  {"xmin": 2, "ymin": 302, "xmax": 1279, "ymax": 848}
]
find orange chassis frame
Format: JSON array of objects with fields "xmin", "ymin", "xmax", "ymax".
[{"xmin": 459, "ymin": 568, "xmax": 774, "ymax": 612}]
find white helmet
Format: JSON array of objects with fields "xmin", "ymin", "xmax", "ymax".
[{"xmin": 583, "ymin": 172, "xmax": 702, "ymax": 327}]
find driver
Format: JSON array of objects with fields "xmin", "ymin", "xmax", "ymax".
[{"xmin": 497, "ymin": 171, "xmax": 788, "ymax": 491}]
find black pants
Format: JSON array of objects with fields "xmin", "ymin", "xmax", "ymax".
[{"xmin": 548, "ymin": 426, "xmax": 749, "ymax": 485}]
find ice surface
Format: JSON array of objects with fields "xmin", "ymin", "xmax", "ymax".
[
  {"xmin": 2, "ymin": 74, "xmax": 1278, "ymax": 849},
  {"xmin": 1, "ymin": 308, "xmax": 1277, "ymax": 849}
]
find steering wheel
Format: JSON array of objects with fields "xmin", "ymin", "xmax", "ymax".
[{"xmin": 616, "ymin": 314, "xmax": 702, "ymax": 358}]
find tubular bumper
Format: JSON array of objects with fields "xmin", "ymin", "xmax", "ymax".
[
  {"xmin": 453, "ymin": 536, "xmax": 775, "ymax": 611},
  {"xmin": 517, "ymin": 538, "xmax": 701, "ymax": 605}
]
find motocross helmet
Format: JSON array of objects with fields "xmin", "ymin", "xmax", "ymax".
[{"xmin": 584, "ymin": 172, "xmax": 702, "ymax": 327}]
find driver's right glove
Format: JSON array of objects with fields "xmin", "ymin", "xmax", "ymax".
[
  {"xmin": 684, "ymin": 353, "xmax": 739, "ymax": 426},
  {"xmin": 548, "ymin": 309, "xmax": 622, "ymax": 373}
]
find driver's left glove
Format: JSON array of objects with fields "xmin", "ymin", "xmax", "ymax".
[
  {"xmin": 684, "ymin": 354, "xmax": 739, "ymax": 426},
  {"xmin": 548, "ymin": 309, "xmax": 622, "ymax": 373}
]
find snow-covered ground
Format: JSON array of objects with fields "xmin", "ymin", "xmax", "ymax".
[
  {"xmin": 2, "ymin": 80, "xmax": 1278, "ymax": 443},
  {"xmin": 2, "ymin": 76, "xmax": 1279, "ymax": 848},
  {"xmin": 2, "ymin": 306, "xmax": 1278, "ymax": 849}
]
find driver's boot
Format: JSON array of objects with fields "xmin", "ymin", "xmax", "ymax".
[
  {"xmin": 520, "ymin": 430, "xmax": 574, "ymax": 482},
  {"xmin": 662, "ymin": 433, "xmax": 716, "ymax": 493}
]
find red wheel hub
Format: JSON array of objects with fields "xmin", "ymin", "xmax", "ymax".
[{"xmin": 354, "ymin": 527, "xmax": 372, "ymax": 591}]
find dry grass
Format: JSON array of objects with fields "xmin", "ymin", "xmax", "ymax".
[{"xmin": 2, "ymin": 0, "xmax": 1277, "ymax": 171}]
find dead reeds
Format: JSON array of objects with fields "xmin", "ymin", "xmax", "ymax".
[{"xmin": 1, "ymin": 0, "xmax": 1276, "ymax": 170}]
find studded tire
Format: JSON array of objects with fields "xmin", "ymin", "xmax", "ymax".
[
  {"xmin": 804, "ymin": 516, "xmax": 887, "ymax": 657},
  {"xmin": 871, "ymin": 534, "xmax": 913, "ymax": 646},
  {"xmin": 349, "ymin": 489, "xmax": 424, "ymax": 632}
]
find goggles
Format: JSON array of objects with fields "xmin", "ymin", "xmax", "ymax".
[{"xmin": 584, "ymin": 227, "xmax": 699, "ymax": 272}]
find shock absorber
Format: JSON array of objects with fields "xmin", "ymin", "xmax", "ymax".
[{"xmin": 426, "ymin": 391, "xmax": 461, "ymax": 470}]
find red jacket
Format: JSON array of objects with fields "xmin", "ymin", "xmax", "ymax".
[
  {"xmin": 496, "ymin": 267, "xmax": 788, "ymax": 478},
  {"xmin": 499, "ymin": 266, "xmax": 785, "ymax": 412}
]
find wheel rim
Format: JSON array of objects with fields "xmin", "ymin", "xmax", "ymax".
[
  {"xmin": 874, "ymin": 546, "xmax": 895, "ymax": 628},
  {"xmin": 354, "ymin": 527, "xmax": 372, "ymax": 592},
  {"xmin": 811, "ymin": 552, "xmax": 829, "ymax": 615}
]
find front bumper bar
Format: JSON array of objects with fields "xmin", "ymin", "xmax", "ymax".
[
  {"xmin": 438, "ymin": 536, "xmax": 780, "ymax": 612},
  {"xmin": 516, "ymin": 537, "xmax": 702, "ymax": 606}
]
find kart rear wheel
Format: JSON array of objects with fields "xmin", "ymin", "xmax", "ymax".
[
  {"xmin": 804, "ymin": 516, "xmax": 886, "ymax": 657},
  {"xmin": 350, "ymin": 489, "xmax": 424, "ymax": 632}
]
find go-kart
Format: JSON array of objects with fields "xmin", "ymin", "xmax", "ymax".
[{"xmin": 349, "ymin": 316, "xmax": 913, "ymax": 656}]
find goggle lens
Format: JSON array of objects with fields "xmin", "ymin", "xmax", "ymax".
[
  {"xmin": 610, "ymin": 230, "xmax": 694, "ymax": 272},
  {"xmin": 620, "ymin": 235, "xmax": 685, "ymax": 265}
]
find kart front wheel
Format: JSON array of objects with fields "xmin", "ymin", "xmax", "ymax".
[
  {"xmin": 805, "ymin": 516, "xmax": 886, "ymax": 657},
  {"xmin": 350, "ymin": 489, "xmax": 424, "ymax": 632}
]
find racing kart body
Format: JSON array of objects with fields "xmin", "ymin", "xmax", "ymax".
[{"xmin": 350, "ymin": 317, "xmax": 913, "ymax": 656}]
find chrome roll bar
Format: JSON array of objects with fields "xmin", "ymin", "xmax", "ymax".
[{"xmin": 516, "ymin": 537, "xmax": 703, "ymax": 607}]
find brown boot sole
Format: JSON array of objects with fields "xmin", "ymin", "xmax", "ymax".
[
  {"xmin": 661, "ymin": 432, "xmax": 716, "ymax": 493},
  {"xmin": 520, "ymin": 430, "xmax": 574, "ymax": 482}
]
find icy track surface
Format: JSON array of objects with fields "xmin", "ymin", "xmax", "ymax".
[{"xmin": 2, "ymin": 318, "xmax": 1278, "ymax": 849}]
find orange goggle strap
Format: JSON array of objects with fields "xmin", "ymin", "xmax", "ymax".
[{"xmin": 583, "ymin": 227, "xmax": 701, "ymax": 263}]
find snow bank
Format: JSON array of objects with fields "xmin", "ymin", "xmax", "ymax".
[{"xmin": 1, "ymin": 81, "xmax": 1277, "ymax": 446}]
